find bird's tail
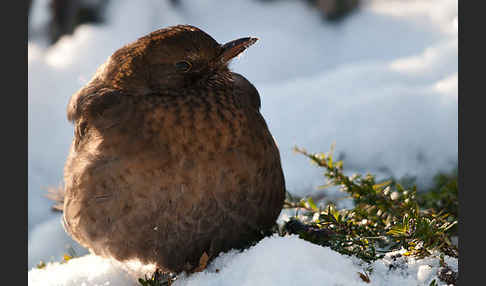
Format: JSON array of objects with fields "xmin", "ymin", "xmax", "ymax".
[{"xmin": 45, "ymin": 184, "xmax": 65, "ymax": 212}]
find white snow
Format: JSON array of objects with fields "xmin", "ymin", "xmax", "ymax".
[
  {"xmin": 29, "ymin": 235, "xmax": 458, "ymax": 286},
  {"xmin": 28, "ymin": 0, "xmax": 458, "ymax": 283},
  {"xmin": 28, "ymin": 255, "xmax": 139, "ymax": 286}
]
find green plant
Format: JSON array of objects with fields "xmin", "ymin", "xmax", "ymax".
[
  {"xmin": 417, "ymin": 169, "xmax": 458, "ymax": 236},
  {"xmin": 282, "ymin": 145, "xmax": 458, "ymax": 262},
  {"xmin": 138, "ymin": 269, "xmax": 176, "ymax": 286}
]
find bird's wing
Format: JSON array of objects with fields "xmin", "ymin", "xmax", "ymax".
[
  {"xmin": 67, "ymin": 83, "xmax": 128, "ymax": 124},
  {"xmin": 67, "ymin": 84, "xmax": 137, "ymax": 149}
]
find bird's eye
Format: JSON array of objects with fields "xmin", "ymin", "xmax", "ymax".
[{"xmin": 175, "ymin": 61, "xmax": 192, "ymax": 72}]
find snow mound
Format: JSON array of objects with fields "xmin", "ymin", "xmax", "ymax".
[
  {"xmin": 28, "ymin": 235, "xmax": 458, "ymax": 286},
  {"xmin": 28, "ymin": 255, "xmax": 138, "ymax": 286}
]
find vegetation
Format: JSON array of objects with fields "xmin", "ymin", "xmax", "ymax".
[
  {"xmin": 138, "ymin": 270, "xmax": 177, "ymax": 286},
  {"xmin": 280, "ymin": 145, "xmax": 458, "ymax": 284}
]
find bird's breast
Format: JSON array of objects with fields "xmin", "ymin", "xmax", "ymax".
[
  {"xmin": 78, "ymin": 89, "xmax": 271, "ymax": 179},
  {"xmin": 138, "ymin": 92, "xmax": 249, "ymax": 155}
]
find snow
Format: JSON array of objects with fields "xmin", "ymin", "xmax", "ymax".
[
  {"xmin": 29, "ymin": 235, "xmax": 458, "ymax": 286},
  {"xmin": 28, "ymin": 0, "xmax": 458, "ymax": 283},
  {"xmin": 28, "ymin": 255, "xmax": 139, "ymax": 286}
]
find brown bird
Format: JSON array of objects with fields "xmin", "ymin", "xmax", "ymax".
[{"xmin": 58, "ymin": 25, "xmax": 285, "ymax": 273}]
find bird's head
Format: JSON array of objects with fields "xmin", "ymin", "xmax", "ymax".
[{"xmin": 100, "ymin": 25, "xmax": 257, "ymax": 92}]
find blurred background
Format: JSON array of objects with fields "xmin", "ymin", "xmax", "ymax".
[{"xmin": 28, "ymin": 0, "xmax": 458, "ymax": 269}]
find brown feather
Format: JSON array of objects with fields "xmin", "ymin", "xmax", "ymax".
[{"xmin": 61, "ymin": 25, "xmax": 285, "ymax": 273}]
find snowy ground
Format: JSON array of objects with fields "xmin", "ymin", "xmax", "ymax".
[
  {"xmin": 28, "ymin": 0, "xmax": 458, "ymax": 284},
  {"xmin": 29, "ymin": 235, "xmax": 458, "ymax": 286}
]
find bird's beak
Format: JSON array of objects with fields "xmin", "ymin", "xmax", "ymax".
[{"xmin": 219, "ymin": 37, "xmax": 258, "ymax": 63}]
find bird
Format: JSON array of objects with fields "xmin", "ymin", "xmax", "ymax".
[{"xmin": 57, "ymin": 25, "xmax": 286, "ymax": 273}]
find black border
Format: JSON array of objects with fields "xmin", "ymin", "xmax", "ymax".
[
  {"xmin": 458, "ymin": 0, "xmax": 477, "ymax": 285},
  {"xmin": 5, "ymin": 0, "xmax": 28, "ymax": 282}
]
